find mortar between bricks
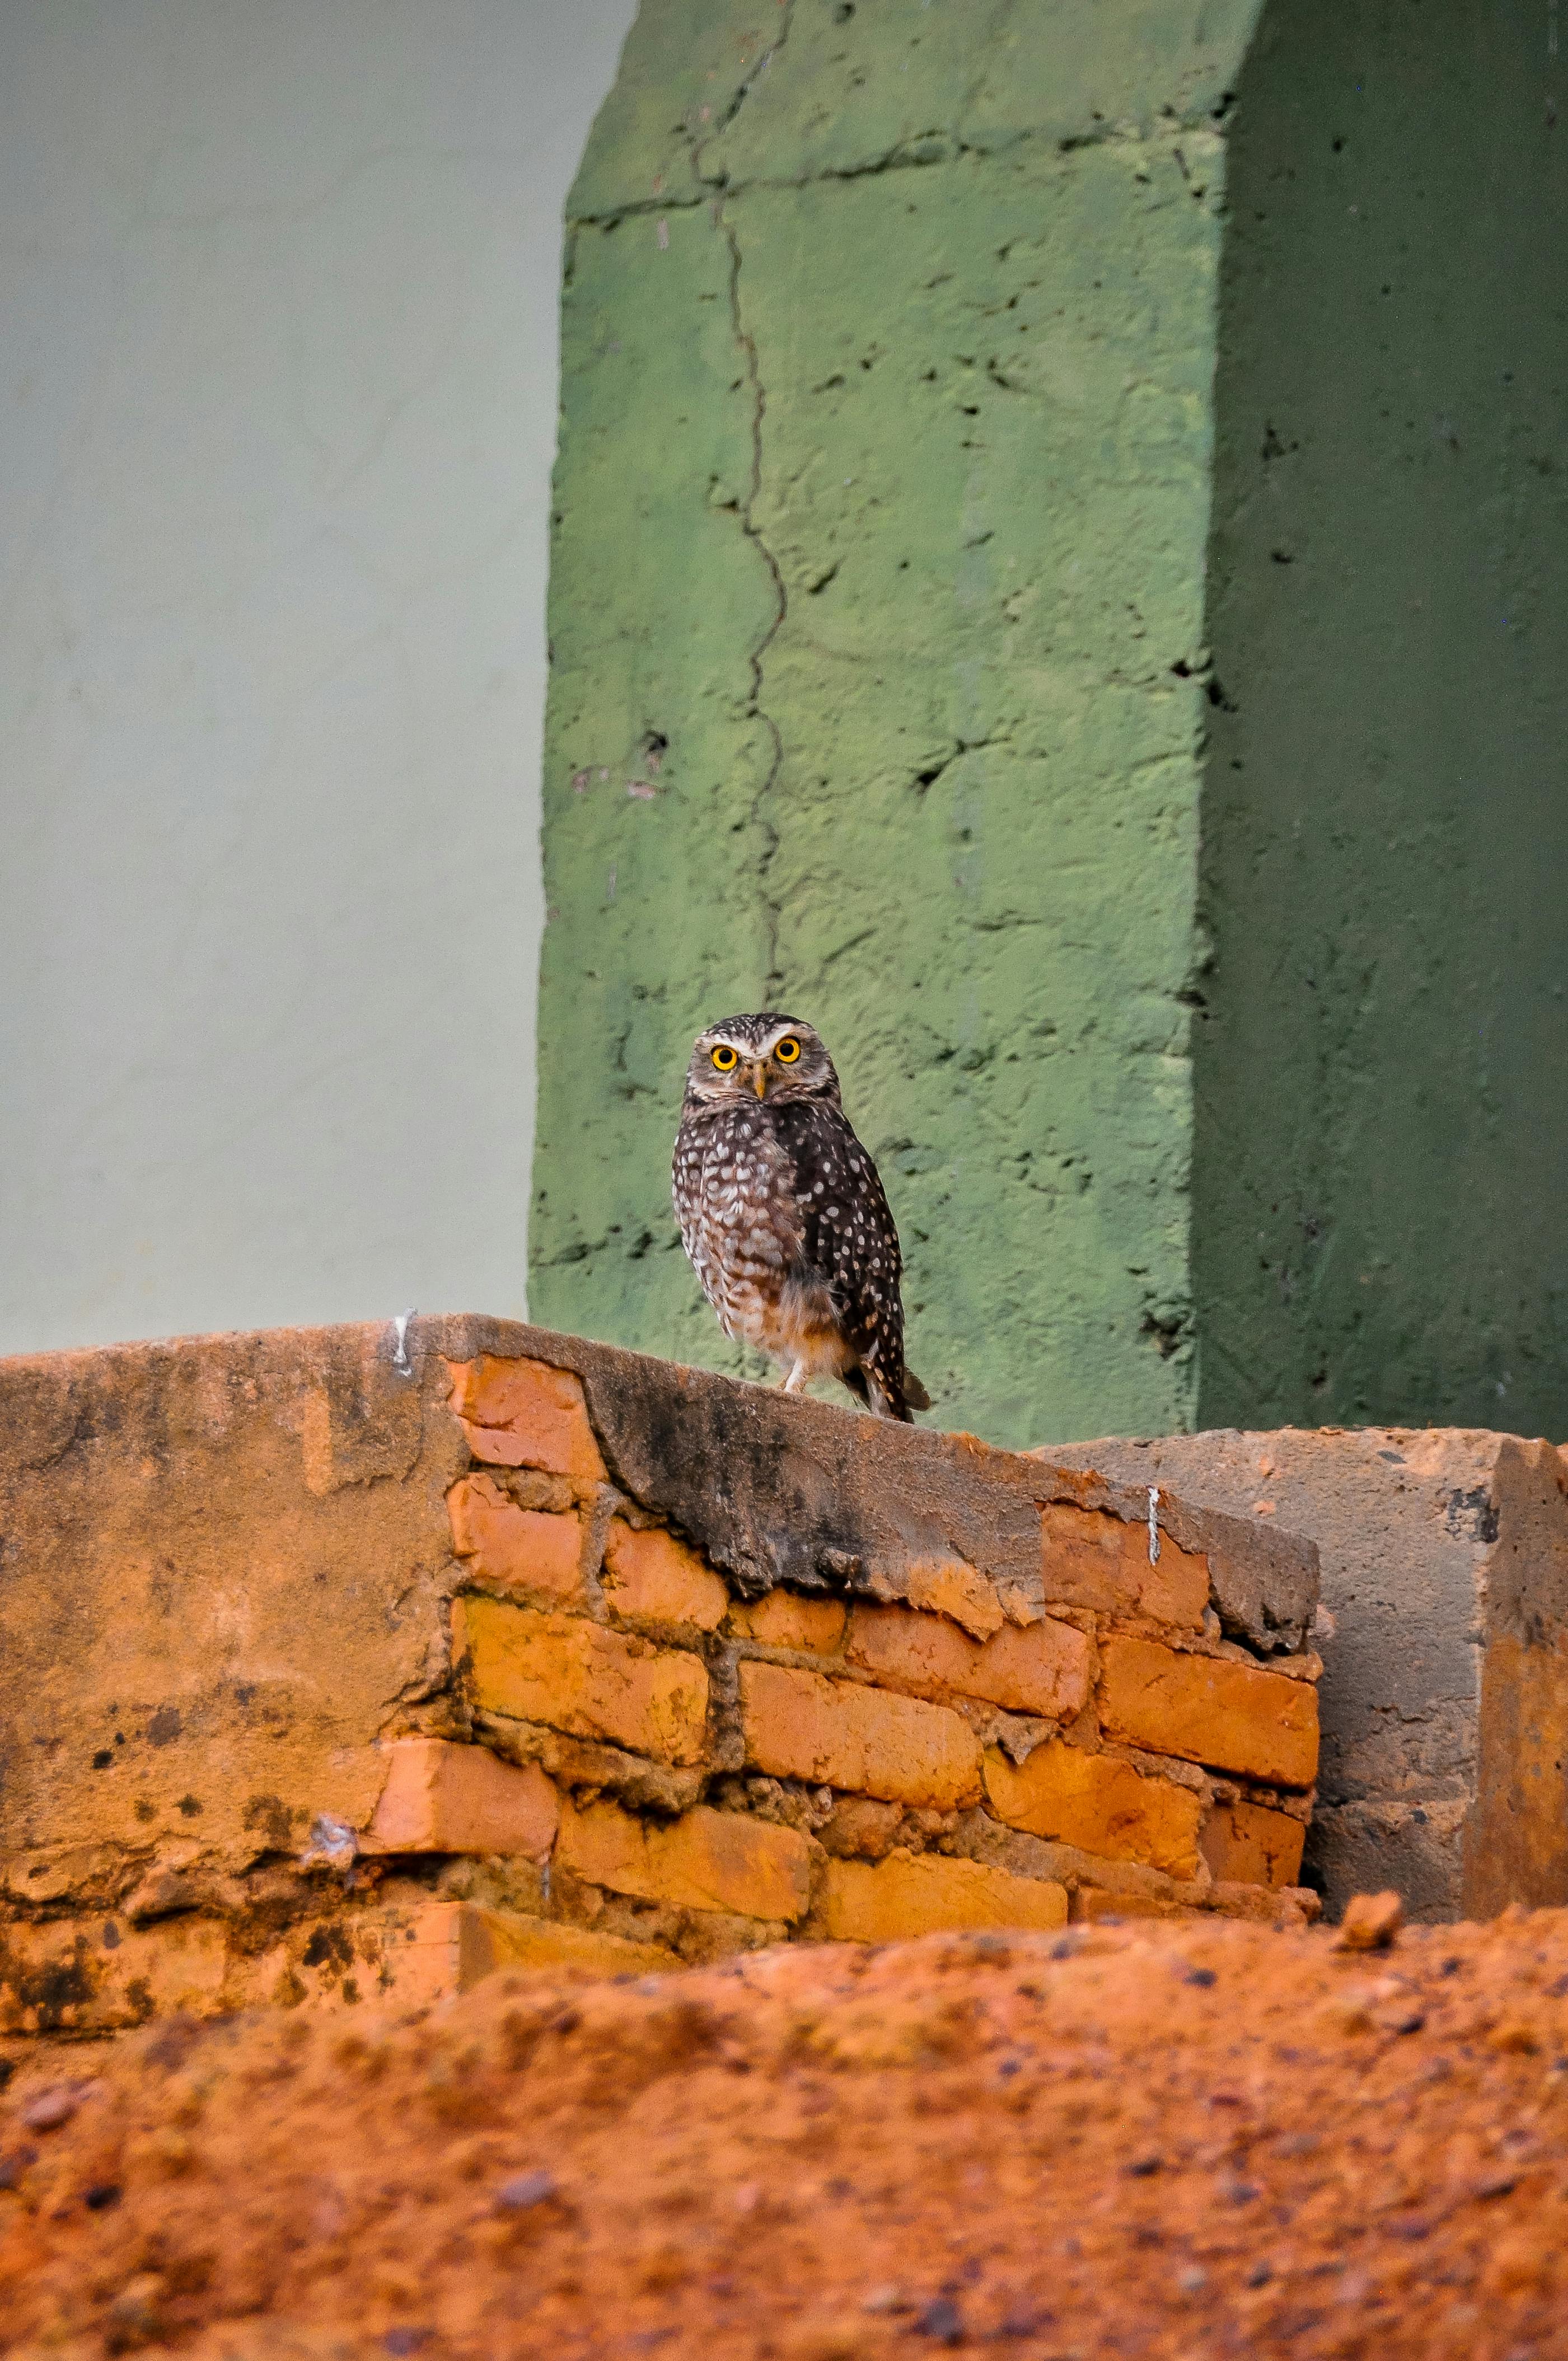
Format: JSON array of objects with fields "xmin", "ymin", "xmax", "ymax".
[{"xmin": 0, "ymin": 1319, "xmax": 1321, "ymax": 2037}]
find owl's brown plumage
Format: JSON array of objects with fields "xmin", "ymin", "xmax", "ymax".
[{"xmin": 671, "ymin": 1012, "xmax": 928, "ymax": 1420}]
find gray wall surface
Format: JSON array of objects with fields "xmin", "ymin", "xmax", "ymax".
[{"xmin": 0, "ymin": 0, "xmax": 636, "ymax": 1355}]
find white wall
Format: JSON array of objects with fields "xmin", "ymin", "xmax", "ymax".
[{"xmin": 0, "ymin": 0, "xmax": 636, "ymax": 1354}]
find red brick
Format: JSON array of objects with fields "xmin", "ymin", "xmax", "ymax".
[
  {"xmin": 382, "ymin": 1901, "xmax": 677, "ymax": 2002},
  {"xmin": 1200, "ymin": 1797, "xmax": 1307, "ymax": 1888},
  {"xmin": 846, "ymin": 1602, "xmax": 1090, "ymax": 1722},
  {"xmin": 362, "ymin": 1738, "xmax": 559, "ymax": 1859},
  {"xmin": 1040, "ymin": 1501, "xmax": 1208, "ymax": 1629},
  {"xmin": 824, "ymin": 1850, "xmax": 1068, "ymax": 1941},
  {"xmin": 1070, "ymin": 1887, "xmax": 1193, "ymax": 1925},
  {"xmin": 558, "ymin": 1797, "xmax": 811, "ymax": 1922},
  {"xmin": 455, "ymin": 1597, "xmax": 709, "ymax": 1765},
  {"xmin": 602, "ymin": 1520, "xmax": 728, "ymax": 1632},
  {"xmin": 982, "ymin": 1741, "xmax": 1202, "ymax": 1878},
  {"xmin": 447, "ymin": 1476, "xmax": 582, "ymax": 1601},
  {"xmin": 738, "ymin": 1661, "xmax": 980, "ymax": 1809},
  {"xmin": 1098, "ymin": 1635, "xmax": 1319, "ymax": 1789},
  {"xmin": 899, "ymin": 1559, "xmax": 1004, "ymax": 1640},
  {"xmin": 446, "ymin": 1355, "xmax": 607, "ymax": 1481},
  {"xmin": 727, "ymin": 1591, "xmax": 848, "ymax": 1654}
]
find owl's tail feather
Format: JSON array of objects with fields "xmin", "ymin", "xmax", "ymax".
[{"xmin": 840, "ymin": 1363, "xmax": 928, "ymax": 1422}]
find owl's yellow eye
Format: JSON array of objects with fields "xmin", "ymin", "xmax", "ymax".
[
  {"xmin": 774, "ymin": 1037, "xmax": 802, "ymax": 1064},
  {"xmin": 710, "ymin": 1044, "xmax": 739, "ymax": 1072}
]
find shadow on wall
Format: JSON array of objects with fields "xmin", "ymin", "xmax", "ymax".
[{"xmin": 1193, "ymin": 0, "xmax": 1568, "ymax": 1434}]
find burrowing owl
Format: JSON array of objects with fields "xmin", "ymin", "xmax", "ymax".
[{"xmin": 672, "ymin": 1012, "xmax": 929, "ymax": 1421}]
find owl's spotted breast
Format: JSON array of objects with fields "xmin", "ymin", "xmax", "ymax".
[
  {"xmin": 672, "ymin": 1098, "xmax": 807, "ymax": 1356},
  {"xmin": 672, "ymin": 1021, "xmax": 921, "ymax": 1420}
]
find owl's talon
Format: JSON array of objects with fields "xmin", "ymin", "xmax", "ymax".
[{"xmin": 782, "ymin": 1361, "xmax": 808, "ymax": 1394}]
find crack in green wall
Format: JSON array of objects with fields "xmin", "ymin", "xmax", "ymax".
[
  {"xmin": 533, "ymin": 0, "xmax": 1257, "ymax": 1447},
  {"xmin": 533, "ymin": 0, "xmax": 1568, "ymax": 1448}
]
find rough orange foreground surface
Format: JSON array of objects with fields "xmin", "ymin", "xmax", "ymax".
[{"xmin": 5, "ymin": 1911, "xmax": 1567, "ymax": 2361}]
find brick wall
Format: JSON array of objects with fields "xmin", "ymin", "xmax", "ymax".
[
  {"xmin": 0, "ymin": 1320, "xmax": 1319, "ymax": 2038},
  {"xmin": 1047, "ymin": 1426, "xmax": 1568, "ymax": 1922}
]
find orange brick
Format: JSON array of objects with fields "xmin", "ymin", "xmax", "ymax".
[
  {"xmin": 476, "ymin": 1910, "xmax": 678, "ymax": 1977},
  {"xmin": 727, "ymin": 1590, "xmax": 848, "ymax": 1654},
  {"xmin": 1040, "ymin": 1501, "xmax": 1207, "ymax": 1629},
  {"xmin": 1098, "ymin": 1635, "xmax": 1319, "ymax": 1789},
  {"xmin": 363, "ymin": 1738, "xmax": 559, "ymax": 1859},
  {"xmin": 447, "ymin": 1475, "xmax": 582, "ymax": 1601},
  {"xmin": 456, "ymin": 1597, "xmax": 709, "ymax": 1765},
  {"xmin": 824, "ymin": 1849, "xmax": 1068, "ymax": 1941},
  {"xmin": 386, "ymin": 1901, "xmax": 676, "ymax": 2003},
  {"xmin": 446, "ymin": 1355, "xmax": 607, "ymax": 1481},
  {"xmin": 738, "ymin": 1660, "xmax": 980, "ymax": 1810},
  {"xmin": 558, "ymin": 1796, "xmax": 811, "ymax": 1922},
  {"xmin": 900, "ymin": 1558, "xmax": 1004, "ymax": 1640},
  {"xmin": 846, "ymin": 1603, "xmax": 1090, "ymax": 1723},
  {"xmin": 602, "ymin": 1520, "xmax": 728, "ymax": 1632},
  {"xmin": 1071, "ymin": 1887, "xmax": 1191, "ymax": 1924},
  {"xmin": 982, "ymin": 1741, "xmax": 1202, "ymax": 1877},
  {"xmin": 1200, "ymin": 1797, "xmax": 1307, "ymax": 1888}
]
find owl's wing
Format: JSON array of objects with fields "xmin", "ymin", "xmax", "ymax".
[{"xmin": 779, "ymin": 1101, "xmax": 909, "ymax": 1410}]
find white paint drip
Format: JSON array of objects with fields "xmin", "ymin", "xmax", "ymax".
[
  {"xmin": 1147, "ymin": 1485, "xmax": 1162, "ymax": 1565},
  {"xmin": 392, "ymin": 1309, "xmax": 417, "ymax": 1377}
]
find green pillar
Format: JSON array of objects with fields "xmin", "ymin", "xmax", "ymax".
[
  {"xmin": 533, "ymin": 0, "xmax": 1256, "ymax": 1446},
  {"xmin": 533, "ymin": 0, "xmax": 1568, "ymax": 1449},
  {"xmin": 1193, "ymin": 0, "xmax": 1568, "ymax": 1436}
]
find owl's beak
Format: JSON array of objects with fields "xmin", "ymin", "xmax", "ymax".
[{"xmin": 750, "ymin": 1061, "xmax": 767, "ymax": 1099}]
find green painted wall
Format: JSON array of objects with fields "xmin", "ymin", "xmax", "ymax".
[
  {"xmin": 534, "ymin": 0, "xmax": 1568, "ymax": 1447},
  {"xmin": 533, "ymin": 0, "xmax": 1258, "ymax": 1447},
  {"xmin": 1193, "ymin": 0, "xmax": 1568, "ymax": 1433}
]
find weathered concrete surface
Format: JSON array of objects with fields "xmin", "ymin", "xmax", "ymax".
[
  {"xmin": 532, "ymin": 0, "xmax": 1262, "ymax": 1448},
  {"xmin": 1192, "ymin": 0, "xmax": 1568, "ymax": 1436},
  {"xmin": 0, "ymin": 1324, "xmax": 466, "ymax": 1904},
  {"xmin": 1045, "ymin": 1427, "xmax": 1568, "ymax": 1921}
]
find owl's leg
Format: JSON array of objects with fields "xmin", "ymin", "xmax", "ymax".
[
  {"xmin": 781, "ymin": 1359, "xmax": 809, "ymax": 1393},
  {"xmin": 856, "ymin": 1364, "xmax": 913, "ymax": 1423}
]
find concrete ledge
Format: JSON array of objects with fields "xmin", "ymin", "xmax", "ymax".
[
  {"xmin": 1044, "ymin": 1427, "xmax": 1568, "ymax": 1921},
  {"xmin": 448, "ymin": 1318, "xmax": 1318, "ymax": 1648}
]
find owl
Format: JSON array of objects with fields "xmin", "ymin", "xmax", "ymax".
[{"xmin": 672, "ymin": 1012, "xmax": 929, "ymax": 1421}]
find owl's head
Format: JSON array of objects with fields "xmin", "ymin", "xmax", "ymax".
[{"xmin": 684, "ymin": 1012, "xmax": 841, "ymax": 1107}]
